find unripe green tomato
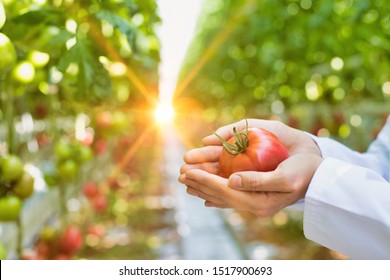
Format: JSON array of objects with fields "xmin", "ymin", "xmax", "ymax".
[
  {"xmin": 0, "ymin": 1, "xmax": 6, "ymax": 30},
  {"xmin": 39, "ymin": 226, "xmax": 58, "ymax": 242},
  {"xmin": 57, "ymin": 159, "xmax": 78, "ymax": 179},
  {"xmin": 1, "ymin": 154, "xmax": 24, "ymax": 182},
  {"xmin": 76, "ymin": 145, "xmax": 93, "ymax": 163},
  {"xmin": 54, "ymin": 140, "xmax": 73, "ymax": 160},
  {"xmin": 0, "ymin": 33, "xmax": 17, "ymax": 73},
  {"xmin": 12, "ymin": 171, "xmax": 35, "ymax": 199},
  {"xmin": 0, "ymin": 195, "xmax": 22, "ymax": 221}
]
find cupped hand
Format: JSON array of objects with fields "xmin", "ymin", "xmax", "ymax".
[
  {"xmin": 178, "ymin": 119, "xmax": 323, "ymax": 217},
  {"xmin": 179, "ymin": 152, "xmax": 323, "ymax": 217}
]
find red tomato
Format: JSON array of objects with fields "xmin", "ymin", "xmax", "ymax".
[
  {"xmin": 81, "ymin": 130, "xmax": 94, "ymax": 146},
  {"xmin": 217, "ymin": 121, "xmax": 289, "ymax": 178},
  {"xmin": 87, "ymin": 224, "xmax": 105, "ymax": 237},
  {"xmin": 21, "ymin": 250, "xmax": 40, "ymax": 260},
  {"xmin": 34, "ymin": 240, "xmax": 50, "ymax": 259},
  {"xmin": 93, "ymin": 138, "xmax": 108, "ymax": 155},
  {"xmin": 95, "ymin": 111, "xmax": 113, "ymax": 129},
  {"xmin": 82, "ymin": 181, "xmax": 99, "ymax": 200},
  {"xmin": 108, "ymin": 177, "xmax": 121, "ymax": 191},
  {"xmin": 92, "ymin": 195, "xmax": 108, "ymax": 214},
  {"xmin": 58, "ymin": 226, "xmax": 83, "ymax": 255}
]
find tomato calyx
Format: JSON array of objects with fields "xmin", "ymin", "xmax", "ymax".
[{"xmin": 215, "ymin": 119, "xmax": 250, "ymax": 155}]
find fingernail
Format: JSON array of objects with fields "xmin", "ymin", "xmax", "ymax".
[
  {"xmin": 178, "ymin": 174, "xmax": 185, "ymax": 183},
  {"xmin": 229, "ymin": 175, "xmax": 242, "ymax": 188}
]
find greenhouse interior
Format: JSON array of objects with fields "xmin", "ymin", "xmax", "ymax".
[{"xmin": 0, "ymin": 0, "xmax": 389, "ymax": 260}]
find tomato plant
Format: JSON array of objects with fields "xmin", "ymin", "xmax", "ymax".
[
  {"xmin": 0, "ymin": 0, "xmax": 163, "ymax": 261},
  {"xmin": 216, "ymin": 120, "xmax": 289, "ymax": 178}
]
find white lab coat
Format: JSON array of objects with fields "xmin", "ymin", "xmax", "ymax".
[{"xmin": 303, "ymin": 115, "xmax": 390, "ymax": 259}]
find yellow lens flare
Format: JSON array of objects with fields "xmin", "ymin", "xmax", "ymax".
[
  {"xmin": 98, "ymin": 121, "xmax": 157, "ymax": 194},
  {"xmin": 154, "ymin": 102, "xmax": 175, "ymax": 125},
  {"xmin": 173, "ymin": 0, "xmax": 256, "ymax": 99}
]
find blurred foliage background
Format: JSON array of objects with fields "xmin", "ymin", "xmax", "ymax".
[
  {"xmin": 0, "ymin": 0, "xmax": 169, "ymax": 261},
  {"xmin": 174, "ymin": 0, "xmax": 390, "ymax": 259},
  {"xmin": 176, "ymin": 0, "xmax": 390, "ymax": 151},
  {"xmin": 1, "ymin": 0, "xmax": 390, "ymax": 261}
]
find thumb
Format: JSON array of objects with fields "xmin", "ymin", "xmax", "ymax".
[{"xmin": 228, "ymin": 170, "xmax": 285, "ymax": 192}]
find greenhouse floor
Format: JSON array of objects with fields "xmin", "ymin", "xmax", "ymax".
[{"xmin": 161, "ymin": 125, "xmax": 251, "ymax": 260}]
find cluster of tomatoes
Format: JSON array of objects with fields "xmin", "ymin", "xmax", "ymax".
[
  {"xmin": 42, "ymin": 139, "xmax": 93, "ymax": 187},
  {"xmin": 82, "ymin": 181, "xmax": 108, "ymax": 214},
  {"xmin": 55, "ymin": 140, "xmax": 93, "ymax": 179},
  {"xmin": 0, "ymin": 154, "xmax": 35, "ymax": 222},
  {"xmin": 22, "ymin": 225, "xmax": 83, "ymax": 260}
]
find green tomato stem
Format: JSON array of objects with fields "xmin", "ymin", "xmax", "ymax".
[{"xmin": 215, "ymin": 119, "xmax": 249, "ymax": 155}]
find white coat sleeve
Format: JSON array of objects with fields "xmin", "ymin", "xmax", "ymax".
[{"xmin": 303, "ymin": 116, "xmax": 390, "ymax": 259}]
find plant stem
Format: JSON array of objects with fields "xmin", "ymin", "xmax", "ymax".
[
  {"xmin": 215, "ymin": 119, "xmax": 250, "ymax": 155},
  {"xmin": 16, "ymin": 214, "xmax": 23, "ymax": 258},
  {"xmin": 59, "ymin": 182, "xmax": 67, "ymax": 222},
  {"xmin": 1, "ymin": 73, "xmax": 16, "ymax": 154}
]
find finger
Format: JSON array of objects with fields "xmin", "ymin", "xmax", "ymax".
[
  {"xmin": 184, "ymin": 169, "xmax": 233, "ymax": 202},
  {"xmin": 204, "ymin": 201, "xmax": 230, "ymax": 208},
  {"xmin": 186, "ymin": 187, "xmax": 227, "ymax": 205},
  {"xmin": 185, "ymin": 168, "xmax": 227, "ymax": 190},
  {"xmin": 228, "ymin": 169, "xmax": 288, "ymax": 192},
  {"xmin": 180, "ymin": 162, "xmax": 219, "ymax": 175},
  {"xmin": 183, "ymin": 146, "xmax": 222, "ymax": 164},
  {"xmin": 183, "ymin": 168, "xmax": 303, "ymax": 217},
  {"xmin": 184, "ymin": 169, "xmax": 259, "ymax": 210}
]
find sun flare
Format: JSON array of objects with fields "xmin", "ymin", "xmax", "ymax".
[{"xmin": 154, "ymin": 102, "xmax": 175, "ymax": 125}]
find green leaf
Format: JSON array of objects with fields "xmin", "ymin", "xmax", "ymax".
[
  {"xmin": 58, "ymin": 38, "xmax": 112, "ymax": 102},
  {"xmin": 95, "ymin": 10, "xmax": 137, "ymax": 50},
  {"xmin": 12, "ymin": 8, "xmax": 65, "ymax": 26}
]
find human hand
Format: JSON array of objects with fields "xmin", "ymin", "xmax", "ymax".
[
  {"xmin": 178, "ymin": 119, "xmax": 323, "ymax": 216},
  {"xmin": 179, "ymin": 153, "xmax": 322, "ymax": 216}
]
